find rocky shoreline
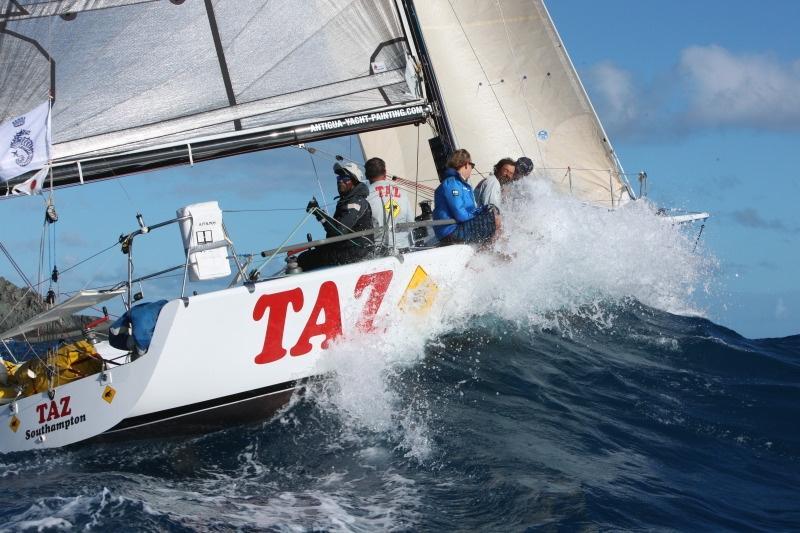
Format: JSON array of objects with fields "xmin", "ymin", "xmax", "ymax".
[{"xmin": 0, "ymin": 277, "xmax": 93, "ymax": 339}]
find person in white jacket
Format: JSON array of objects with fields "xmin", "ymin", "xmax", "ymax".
[
  {"xmin": 474, "ymin": 157, "xmax": 516, "ymax": 209},
  {"xmin": 364, "ymin": 157, "xmax": 414, "ymax": 250}
]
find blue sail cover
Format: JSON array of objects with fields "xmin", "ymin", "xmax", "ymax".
[{"xmin": 109, "ymin": 300, "xmax": 168, "ymax": 354}]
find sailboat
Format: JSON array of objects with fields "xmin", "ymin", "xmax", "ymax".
[{"xmin": 0, "ymin": 0, "xmax": 706, "ymax": 453}]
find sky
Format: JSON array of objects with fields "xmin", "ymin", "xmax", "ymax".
[
  {"xmin": 545, "ymin": 0, "xmax": 799, "ymax": 338},
  {"xmin": 0, "ymin": 1, "xmax": 798, "ymax": 339}
]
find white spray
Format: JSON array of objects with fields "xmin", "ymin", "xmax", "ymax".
[{"xmin": 307, "ymin": 179, "xmax": 716, "ymax": 454}]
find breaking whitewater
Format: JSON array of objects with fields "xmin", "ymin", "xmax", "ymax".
[{"xmin": 2, "ymin": 181, "xmax": 798, "ymax": 531}]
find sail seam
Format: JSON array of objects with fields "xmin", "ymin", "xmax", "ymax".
[
  {"xmin": 445, "ymin": 0, "xmax": 524, "ymax": 154},
  {"xmin": 52, "ymin": 71, "xmax": 410, "ymax": 160},
  {"xmin": 236, "ymin": 0, "xmax": 360, "ymax": 98},
  {"xmin": 203, "ymin": 0, "xmax": 241, "ymax": 131},
  {"xmin": 497, "ymin": 0, "xmax": 547, "ymax": 167}
]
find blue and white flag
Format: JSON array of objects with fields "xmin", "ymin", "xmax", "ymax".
[{"xmin": 0, "ymin": 101, "xmax": 52, "ymax": 182}]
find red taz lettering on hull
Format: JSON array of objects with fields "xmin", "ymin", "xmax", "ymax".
[
  {"xmin": 354, "ymin": 271, "xmax": 393, "ymax": 332},
  {"xmin": 252, "ymin": 272, "xmax": 393, "ymax": 364},
  {"xmin": 252, "ymin": 287, "xmax": 303, "ymax": 364},
  {"xmin": 35, "ymin": 396, "xmax": 73, "ymax": 424},
  {"xmin": 290, "ymin": 281, "xmax": 341, "ymax": 356}
]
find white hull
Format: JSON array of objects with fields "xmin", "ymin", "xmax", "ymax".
[{"xmin": 1, "ymin": 245, "xmax": 474, "ymax": 453}]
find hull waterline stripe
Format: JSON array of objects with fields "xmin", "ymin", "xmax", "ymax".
[{"xmin": 105, "ymin": 379, "xmax": 299, "ymax": 434}]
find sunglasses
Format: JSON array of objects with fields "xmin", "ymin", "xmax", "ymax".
[{"xmin": 468, "ymin": 162, "xmax": 476, "ymax": 169}]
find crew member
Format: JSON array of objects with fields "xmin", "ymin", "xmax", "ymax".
[
  {"xmin": 432, "ymin": 149, "xmax": 497, "ymax": 244},
  {"xmin": 514, "ymin": 156, "xmax": 534, "ymax": 181},
  {"xmin": 297, "ymin": 162, "xmax": 373, "ymax": 271},
  {"xmin": 474, "ymin": 157, "xmax": 516, "ymax": 208},
  {"xmin": 365, "ymin": 157, "xmax": 413, "ymax": 250}
]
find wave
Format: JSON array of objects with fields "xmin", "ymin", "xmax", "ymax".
[
  {"xmin": 2, "ymin": 304, "xmax": 798, "ymax": 530},
  {"xmin": 3, "ymin": 185, "xmax": 797, "ymax": 530}
]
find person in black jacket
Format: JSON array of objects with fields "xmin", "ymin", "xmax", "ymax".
[{"xmin": 297, "ymin": 162, "xmax": 374, "ymax": 272}]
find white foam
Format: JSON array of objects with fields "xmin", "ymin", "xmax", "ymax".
[
  {"xmin": 459, "ymin": 179, "xmax": 717, "ymax": 330},
  {"xmin": 4, "ymin": 488, "xmax": 124, "ymax": 532},
  {"xmin": 306, "ymin": 323, "xmax": 434, "ymax": 462},
  {"xmin": 303, "ymin": 180, "xmax": 715, "ymax": 463},
  {"xmin": 109, "ymin": 469, "xmax": 423, "ymax": 531}
]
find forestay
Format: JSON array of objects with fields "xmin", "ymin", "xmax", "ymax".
[
  {"xmin": 0, "ymin": 0, "xmax": 426, "ymax": 188},
  {"xmin": 360, "ymin": 0, "xmax": 634, "ymax": 208}
]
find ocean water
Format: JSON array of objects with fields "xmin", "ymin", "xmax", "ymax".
[{"xmin": 2, "ymin": 182, "xmax": 798, "ymax": 531}]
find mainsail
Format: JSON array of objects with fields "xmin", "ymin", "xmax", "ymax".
[
  {"xmin": 360, "ymin": 0, "xmax": 634, "ymax": 208},
  {"xmin": 0, "ymin": 0, "xmax": 428, "ymax": 188}
]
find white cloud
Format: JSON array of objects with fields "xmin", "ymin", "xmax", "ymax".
[
  {"xmin": 584, "ymin": 45, "xmax": 800, "ymax": 138},
  {"xmin": 679, "ymin": 45, "xmax": 800, "ymax": 129},
  {"xmin": 587, "ymin": 62, "xmax": 639, "ymax": 132}
]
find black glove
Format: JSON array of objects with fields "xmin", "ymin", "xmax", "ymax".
[{"xmin": 306, "ymin": 197, "xmax": 325, "ymax": 221}]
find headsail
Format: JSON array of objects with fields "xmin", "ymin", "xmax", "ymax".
[
  {"xmin": 0, "ymin": 0, "xmax": 427, "ymax": 189},
  {"xmin": 360, "ymin": 0, "xmax": 634, "ymax": 208}
]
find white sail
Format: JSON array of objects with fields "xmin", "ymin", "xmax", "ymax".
[
  {"xmin": 360, "ymin": 0, "xmax": 633, "ymax": 208},
  {"xmin": 0, "ymin": 289, "xmax": 124, "ymax": 340},
  {"xmin": 0, "ymin": 0, "xmax": 427, "ymax": 185}
]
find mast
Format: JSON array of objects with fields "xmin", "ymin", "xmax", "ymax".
[{"xmin": 400, "ymin": 0, "xmax": 457, "ymax": 173}]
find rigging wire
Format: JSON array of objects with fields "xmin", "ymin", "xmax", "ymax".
[
  {"xmin": 393, "ymin": 176, "xmax": 434, "ymax": 197},
  {"xmin": 297, "ymin": 143, "xmax": 429, "ymax": 203},
  {"xmin": 446, "ymin": 0, "xmax": 524, "ymax": 155},
  {"xmin": 414, "ymin": 124, "xmax": 420, "ymax": 210},
  {"xmin": 60, "ymin": 241, "xmax": 120, "ymax": 278},
  {"xmin": 223, "ymin": 207, "xmax": 313, "ymax": 213},
  {"xmin": 115, "ymin": 179, "xmax": 138, "ymax": 212},
  {"xmin": 495, "ymin": 0, "xmax": 546, "ymax": 167},
  {"xmin": 7, "ymin": 240, "xmax": 120, "ymax": 295},
  {"xmin": 77, "ymin": 240, "xmax": 124, "ymax": 293},
  {"xmin": 253, "ymin": 210, "xmax": 317, "ymax": 277},
  {"xmin": 0, "ymin": 338, "xmax": 18, "ymax": 363},
  {"xmin": 0, "ymin": 241, "xmax": 37, "ymax": 294},
  {"xmin": 296, "ymin": 144, "xmax": 358, "ymax": 167},
  {"xmin": 37, "ymin": 215, "xmax": 47, "ymax": 299},
  {"xmin": 304, "ymin": 147, "xmax": 330, "ymax": 214}
]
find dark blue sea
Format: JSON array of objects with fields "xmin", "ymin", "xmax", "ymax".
[{"xmin": 1, "ymin": 301, "xmax": 798, "ymax": 531}]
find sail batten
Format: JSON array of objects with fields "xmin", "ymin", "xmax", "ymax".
[
  {"xmin": 53, "ymin": 69, "xmax": 410, "ymax": 161},
  {"xmin": 1, "ymin": 0, "xmax": 427, "ymax": 187}
]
